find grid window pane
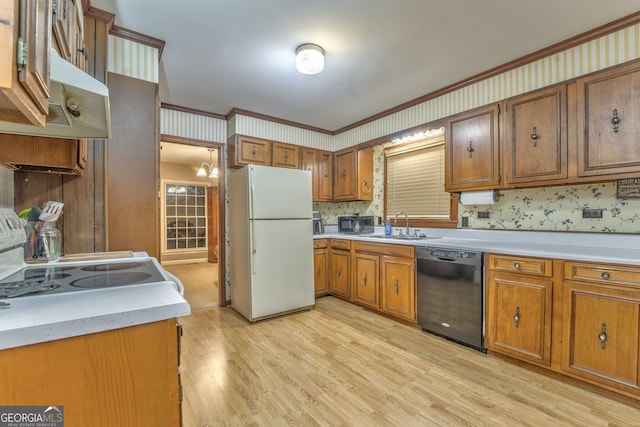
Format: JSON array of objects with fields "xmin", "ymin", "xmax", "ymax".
[{"xmin": 164, "ymin": 182, "xmax": 208, "ymax": 252}]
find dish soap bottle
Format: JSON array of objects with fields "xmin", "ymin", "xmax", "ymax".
[{"xmin": 384, "ymin": 217, "xmax": 393, "ymax": 236}]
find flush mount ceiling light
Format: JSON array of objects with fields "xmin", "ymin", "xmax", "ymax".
[
  {"xmin": 196, "ymin": 149, "xmax": 218, "ymax": 178},
  {"xmin": 295, "ymin": 43, "xmax": 324, "ymax": 75}
]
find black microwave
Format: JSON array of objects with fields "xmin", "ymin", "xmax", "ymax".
[{"xmin": 338, "ymin": 215, "xmax": 374, "ymax": 234}]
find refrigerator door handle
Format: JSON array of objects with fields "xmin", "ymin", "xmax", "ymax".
[
  {"xmin": 251, "ymin": 220, "xmax": 257, "ymax": 274},
  {"xmin": 250, "ymin": 184, "xmax": 255, "ymax": 220}
]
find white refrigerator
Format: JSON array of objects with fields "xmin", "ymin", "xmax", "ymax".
[{"xmin": 229, "ymin": 164, "xmax": 315, "ymax": 322}]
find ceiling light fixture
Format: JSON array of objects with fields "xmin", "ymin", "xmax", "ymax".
[
  {"xmin": 295, "ymin": 43, "xmax": 324, "ymax": 75},
  {"xmin": 196, "ymin": 149, "xmax": 218, "ymax": 178}
]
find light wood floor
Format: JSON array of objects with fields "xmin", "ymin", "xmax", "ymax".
[
  {"xmin": 179, "ymin": 296, "xmax": 640, "ymax": 426},
  {"xmin": 163, "ymin": 262, "xmax": 219, "ymax": 310}
]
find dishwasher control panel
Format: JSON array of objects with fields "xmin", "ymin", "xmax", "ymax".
[{"xmin": 421, "ymin": 247, "xmax": 482, "ymax": 260}]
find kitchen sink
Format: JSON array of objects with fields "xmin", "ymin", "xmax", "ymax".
[{"xmin": 368, "ymin": 234, "xmax": 442, "ymax": 241}]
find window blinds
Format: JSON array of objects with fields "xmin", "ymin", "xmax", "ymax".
[{"xmin": 385, "ymin": 138, "xmax": 449, "ymax": 219}]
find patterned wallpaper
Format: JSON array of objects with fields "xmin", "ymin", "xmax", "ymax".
[
  {"xmin": 314, "ymin": 146, "xmax": 640, "ymax": 235},
  {"xmin": 160, "ymin": 108, "xmax": 227, "ymax": 142},
  {"xmin": 460, "ymin": 183, "xmax": 640, "ymax": 233},
  {"xmin": 107, "ymin": 35, "xmax": 159, "ymax": 83}
]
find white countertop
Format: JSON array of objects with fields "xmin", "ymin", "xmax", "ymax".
[
  {"xmin": 0, "ymin": 279, "xmax": 191, "ymax": 351},
  {"xmin": 315, "ymin": 227, "xmax": 640, "ymax": 266}
]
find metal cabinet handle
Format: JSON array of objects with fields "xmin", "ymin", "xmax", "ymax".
[
  {"xmin": 514, "ymin": 262, "xmax": 521, "ymax": 270},
  {"xmin": 601, "ymin": 271, "xmax": 610, "ymax": 279},
  {"xmin": 361, "ymin": 180, "xmax": 371, "ymax": 195},
  {"xmin": 467, "ymin": 141, "xmax": 474, "ymax": 158},
  {"xmin": 394, "ymin": 279, "xmax": 399, "ymax": 295},
  {"xmin": 317, "ymin": 268, "xmax": 321, "ymax": 278},
  {"xmin": 513, "ymin": 306, "xmax": 521, "ymax": 328},
  {"xmin": 284, "ymin": 152, "xmax": 289, "ymax": 161},
  {"xmin": 337, "ymin": 268, "xmax": 342, "ymax": 278},
  {"xmin": 531, "ymin": 127, "xmax": 538, "ymax": 147},
  {"xmin": 611, "ymin": 109, "xmax": 621, "ymax": 133},
  {"xmin": 363, "ymin": 273, "xmax": 368, "ymax": 285},
  {"xmin": 251, "ymin": 147, "xmax": 257, "ymax": 157},
  {"xmin": 341, "ymin": 169, "xmax": 346, "ymax": 178},
  {"xmin": 323, "ymin": 172, "xmax": 329, "ymax": 178},
  {"xmin": 599, "ymin": 323, "xmax": 608, "ymax": 349}
]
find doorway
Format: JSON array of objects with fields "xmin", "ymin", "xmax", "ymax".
[{"xmin": 159, "ymin": 138, "xmax": 224, "ymax": 310}]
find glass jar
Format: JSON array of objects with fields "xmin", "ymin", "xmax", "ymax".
[{"xmin": 36, "ymin": 222, "xmax": 62, "ymax": 260}]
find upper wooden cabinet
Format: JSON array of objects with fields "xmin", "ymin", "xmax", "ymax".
[
  {"xmin": 0, "ymin": 134, "xmax": 86, "ymax": 174},
  {"xmin": 576, "ymin": 61, "xmax": 640, "ymax": 178},
  {"xmin": 52, "ymin": 0, "xmax": 84, "ymax": 69},
  {"xmin": 333, "ymin": 146, "xmax": 373, "ymax": 201},
  {"xmin": 444, "ymin": 104, "xmax": 500, "ymax": 192},
  {"xmin": 229, "ymin": 135, "xmax": 272, "ymax": 167},
  {"xmin": 301, "ymin": 147, "xmax": 333, "ymax": 201},
  {"xmin": 504, "ymin": 84, "xmax": 567, "ymax": 185},
  {"xmin": 272, "ymin": 141, "xmax": 299, "ymax": 169},
  {"xmin": 0, "ymin": 0, "xmax": 51, "ymax": 127}
]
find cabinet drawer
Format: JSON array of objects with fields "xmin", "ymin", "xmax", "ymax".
[
  {"xmin": 489, "ymin": 254, "xmax": 552, "ymax": 277},
  {"xmin": 313, "ymin": 239, "xmax": 328, "ymax": 249},
  {"xmin": 354, "ymin": 241, "xmax": 414, "ymax": 258},
  {"xmin": 330, "ymin": 239, "xmax": 351, "ymax": 250},
  {"xmin": 565, "ymin": 262, "xmax": 640, "ymax": 287}
]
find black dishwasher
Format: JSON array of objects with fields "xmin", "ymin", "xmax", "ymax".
[{"xmin": 416, "ymin": 247, "xmax": 485, "ymax": 351}]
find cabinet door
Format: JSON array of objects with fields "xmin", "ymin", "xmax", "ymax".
[
  {"xmin": 317, "ymin": 151, "xmax": 333, "ymax": 201},
  {"xmin": 300, "ymin": 148, "xmax": 318, "ymax": 199},
  {"xmin": 333, "ymin": 149, "xmax": 355, "ymax": 200},
  {"xmin": 235, "ymin": 136, "xmax": 271, "ymax": 166},
  {"xmin": 353, "ymin": 252, "xmax": 379, "ymax": 309},
  {"xmin": 272, "ymin": 142, "xmax": 299, "ymax": 169},
  {"xmin": 381, "ymin": 256, "xmax": 415, "ymax": 321},
  {"xmin": 19, "ymin": 0, "xmax": 51, "ymax": 116},
  {"xmin": 444, "ymin": 104, "xmax": 500, "ymax": 191},
  {"xmin": 562, "ymin": 281, "xmax": 640, "ymax": 392},
  {"xmin": 486, "ymin": 272, "xmax": 553, "ymax": 366},
  {"xmin": 0, "ymin": 0, "xmax": 49, "ymax": 126},
  {"xmin": 577, "ymin": 61, "xmax": 640, "ymax": 177},
  {"xmin": 330, "ymin": 250, "xmax": 350, "ymax": 299},
  {"xmin": 52, "ymin": 0, "xmax": 72, "ymax": 59},
  {"xmin": 505, "ymin": 85, "xmax": 567, "ymax": 184},
  {"xmin": 313, "ymin": 248, "xmax": 329, "ymax": 296},
  {"xmin": 356, "ymin": 146, "xmax": 373, "ymax": 200}
]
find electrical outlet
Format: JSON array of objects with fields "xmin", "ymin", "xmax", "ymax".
[
  {"xmin": 477, "ymin": 211, "xmax": 490, "ymax": 219},
  {"xmin": 582, "ymin": 208, "xmax": 603, "ymax": 219},
  {"xmin": 461, "ymin": 216, "xmax": 469, "ymax": 227}
]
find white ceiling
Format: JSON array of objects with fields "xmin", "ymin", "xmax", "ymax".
[{"xmin": 91, "ymin": 0, "xmax": 639, "ymax": 134}]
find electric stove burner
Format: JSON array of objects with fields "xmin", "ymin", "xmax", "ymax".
[
  {"xmin": 24, "ymin": 272, "xmax": 72, "ymax": 281},
  {"xmin": 24, "ymin": 266, "xmax": 76, "ymax": 278},
  {"xmin": 0, "ymin": 281, "xmax": 61, "ymax": 299},
  {"xmin": 70, "ymin": 272, "xmax": 154, "ymax": 289},
  {"xmin": 80, "ymin": 262, "xmax": 147, "ymax": 272}
]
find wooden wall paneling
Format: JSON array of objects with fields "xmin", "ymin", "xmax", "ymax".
[{"xmin": 106, "ymin": 72, "xmax": 159, "ymax": 257}]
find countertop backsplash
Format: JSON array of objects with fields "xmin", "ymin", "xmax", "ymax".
[{"xmin": 313, "ymin": 144, "xmax": 640, "ymax": 234}]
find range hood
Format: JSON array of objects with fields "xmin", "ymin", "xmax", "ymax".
[{"xmin": 0, "ymin": 50, "xmax": 111, "ymax": 139}]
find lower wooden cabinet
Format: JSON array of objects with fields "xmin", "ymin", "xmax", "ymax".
[
  {"xmin": 313, "ymin": 239, "xmax": 329, "ymax": 296},
  {"xmin": 380, "ymin": 255, "xmax": 415, "ymax": 321},
  {"xmin": 329, "ymin": 239, "xmax": 351, "ymax": 299},
  {"xmin": 0, "ymin": 319, "xmax": 183, "ymax": 426},
  {"xmin": 353, "ymin": 252, "xmax": 379, "ymax": 309},
  {"xmin": 562, "ymin": 261, "xmax": 640, "ymax": 395},
  {"xmin": 486, "ymin": 254, "xmax": 640, "ymax": 404},
  {"xmin": 352, "ymin": 241, "xmax": 416, "ymax": 322},
  {"xmin": 486, "ymin": 262, "xmax": 553, "ymax": 366}
]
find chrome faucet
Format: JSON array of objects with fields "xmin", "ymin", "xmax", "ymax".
[{"xmin": 395, "ymin": 211, "xmax": 410, "ymax": 236}]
